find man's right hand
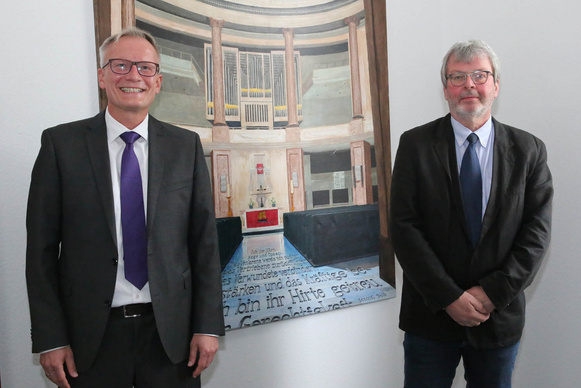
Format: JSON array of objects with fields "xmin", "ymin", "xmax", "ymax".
[
  {"xmin": 40, "ymin": 346, "xmax": 78, "ymax": 388},
  {"xmin": 445, "ymin": 292, "xmax": 490, "ymax": 327}
]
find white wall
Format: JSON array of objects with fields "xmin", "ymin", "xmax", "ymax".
[
  {"xmin": 387, "ymin": 1, "xmax": 581, "ymax": 387},
  {"xmin": 0, "ymin": 1, "xmax": 579, "ymax": 387},
  {"xmin": 0, "ymin": 2, "xmax": 100, "ymax": 387}
]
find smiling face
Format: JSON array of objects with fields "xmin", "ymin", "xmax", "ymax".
[
  {"xmin": 98, "ymin": 36, "xmax": 162, "ymax": 127},
  {"xmin": 443, "ymin": 54, "xmax": 499, "ymax": 130}
]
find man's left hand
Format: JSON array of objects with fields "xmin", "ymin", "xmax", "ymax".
[
  {"xmin": 467, "ymin": 286, "xmax": 496, "ymax": 314},
  {"xmin": 188, "ymin": 334, "xmax": 219, "ymax": 378}
]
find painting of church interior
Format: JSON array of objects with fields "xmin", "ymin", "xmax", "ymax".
[{"xmin": 136, "ymin": 0, "xmax": 395, "ymax": 330}]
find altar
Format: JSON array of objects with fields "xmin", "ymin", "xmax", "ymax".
[{"xmin": 242, "ymin": 207, "xmax": 282, "ymax": 232}]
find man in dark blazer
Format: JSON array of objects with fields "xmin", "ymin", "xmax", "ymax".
[
  {"xmin": 390, "ymin": 40, "xmax": 552, "ymax": 387},
  {"xmin": 26, "ymin": 27, "xmax": 224, "ymax": 387}
]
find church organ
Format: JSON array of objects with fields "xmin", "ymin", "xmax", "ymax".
[{"xmin": 204, "ymin": 44, "xmax": 303, "ymax": 129}]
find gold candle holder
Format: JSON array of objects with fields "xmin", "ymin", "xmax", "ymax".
[{"xmin": 227, "ymin": 196, "xmax": 233, "ymax": 217}]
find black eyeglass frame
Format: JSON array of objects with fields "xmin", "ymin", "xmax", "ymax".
[
  {"xmin": 446, "ymin": 70, "xmax": 494, "ymax": 87},
  {"xmin": 102, "ymin": 58, "xmax": 160, "ymax": 77}
]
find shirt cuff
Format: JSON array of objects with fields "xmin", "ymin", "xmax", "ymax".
[{"xmin": 40, "ymin": 345, "xmax": 68, "ymax": 354}]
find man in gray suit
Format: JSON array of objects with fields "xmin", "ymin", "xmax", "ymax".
[
  {"xmin": 390, "ymin": 40, "xmax": 552, "ymax": 387},
  {"xmin": 26, "ymin": 27, "xmax": 224, "ymax": 387}
]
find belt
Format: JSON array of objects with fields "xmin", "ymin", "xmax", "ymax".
[{"xmin": 110, "ymin": 303, "xmax": 153, "ymax": 318}]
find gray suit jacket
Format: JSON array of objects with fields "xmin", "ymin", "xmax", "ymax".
[
  {"xmin": 26, "ymin": 112, "xmax": 224, "ymax": 371},
  {"xmin": 389, "ymin": 114, "xmax": 553, "ymax": 349}
]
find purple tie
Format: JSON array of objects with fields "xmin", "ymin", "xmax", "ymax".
[{"xmin": 120, "ymin": 131, "xmax": 148, "ymax": 289}]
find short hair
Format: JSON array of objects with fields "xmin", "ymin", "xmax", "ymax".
[
  {"xmin": 99, "ymin": 27, "xmax": 160, "ymax": 67},
  {"xmin": 440, "ymin": 40, "xmax": 500, "ymax": 87}
]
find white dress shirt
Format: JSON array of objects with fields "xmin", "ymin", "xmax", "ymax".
[{"xmin": 105, "ymin": 109, "xmax": 152, "ymax": 307}]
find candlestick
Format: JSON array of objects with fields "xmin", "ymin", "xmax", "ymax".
[{"xmin": 227, "ymin": 196, "xmax": 233, "ymax": 217}]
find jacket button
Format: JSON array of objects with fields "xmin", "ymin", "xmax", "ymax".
[
  {"xmin": 104, "ymin": 300, "xmax": 112, "ymax": 307},
  {"xmin": 112, "ymin": 258, "xmax": 118, "ymax": 265}
]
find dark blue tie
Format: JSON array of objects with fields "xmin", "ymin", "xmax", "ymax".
[
  {"xmin": 460, "ymin": 133, "xmax": 482, "ymax": 247},
  {"xmin": 120, "ymin": 131, "xmax": 148, "ymax": 289}
]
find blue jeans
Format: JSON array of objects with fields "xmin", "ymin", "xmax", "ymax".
[{"xmin": 403, "ymin": 333, "xmax": 520, "ymax": 388}]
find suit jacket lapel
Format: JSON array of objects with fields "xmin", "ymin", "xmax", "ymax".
[
  {"xmin": 147, "ymin": 116, "xmax": 166, "ymax": 234},
  {"xmin": 433, "ymin": 116, "xmax": 453, "ymax": 181},
  {"xmin": 85, "ymin": 112, "xmax": 117, "ymax": 244},
  {"xmin": 481, "ymin": 118, "xmax": 514, "ymax": 237},
  {"xmin": 433, "ymin": 115, "xmax": 466, "ymax": 229}
]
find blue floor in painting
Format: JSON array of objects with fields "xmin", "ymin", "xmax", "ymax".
[{"xmin": 221, "ymin": 232, "xmax": 395, "ymax": 331}]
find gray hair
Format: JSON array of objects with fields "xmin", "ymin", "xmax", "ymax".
[
  {"xmin": 99, "ymin": 27, "xmax": 160, "ymax": 67},
  {"xmin": 440, "ymin": 40, "xmax": 500, "ymax": 87}
]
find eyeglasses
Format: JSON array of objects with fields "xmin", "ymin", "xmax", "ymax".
[
  {"xmin": 102, "ymin": 59, "xmax": 160, "ymax": 77},
  {"xmin": 446, "ymin": 71, "xmax": 493, "ymax": 87}
]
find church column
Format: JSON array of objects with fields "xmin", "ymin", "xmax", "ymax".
[
  {"xmin": 345, "ymin": 16, "xmax": 364, "ymax": 134},
  {"xmin": 210, "ymin": 18, "xmax": 229, "ymax": 142},
  {"xmin": 283, "ymin": 28, "xmax": 300, "ymax": 142}
]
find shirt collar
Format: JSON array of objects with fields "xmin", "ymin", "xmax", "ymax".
[
  {"xmin": 105, "ymin": 108, "xmax": 149, "ymax": 143},
  {"xmin": 451, "ymin": 115, "xmax": 493, "ymax": 148}
]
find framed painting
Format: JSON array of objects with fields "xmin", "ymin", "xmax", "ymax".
[{"xmin": 94, "ymin": 0, "xmax": 394, "ymax": 331}]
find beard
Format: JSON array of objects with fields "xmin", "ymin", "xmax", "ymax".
[{"xmin": 448, "ymin": 91, "xmax": 494, "ymax": 121}]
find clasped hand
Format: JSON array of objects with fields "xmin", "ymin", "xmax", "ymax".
[{"xmin": 445, "ymin": 286, "xmax": 496, "ymax": 327}]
